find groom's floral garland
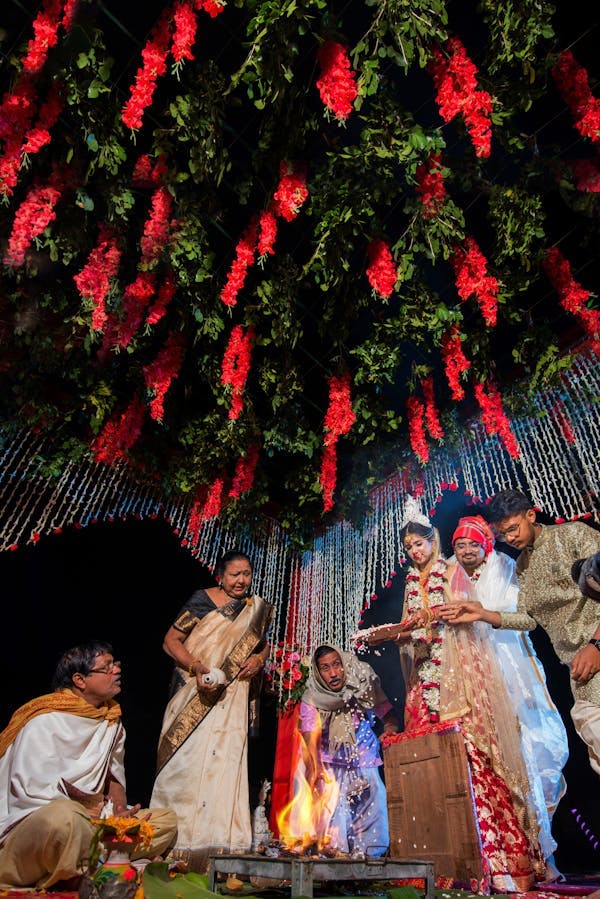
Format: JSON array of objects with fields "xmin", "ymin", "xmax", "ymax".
[{"xmin": 405, "ymin": 558, "xmax": 447, "ymax": 723}]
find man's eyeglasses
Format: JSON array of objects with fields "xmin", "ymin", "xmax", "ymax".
[
  {"xmin": 494, "ymin": 523, "xmax": 521, "ymax": 542},
  {"xmin": 87, "ymin": 660, "xmax": 121, "ymax": 675},
  {"xmin": 453, "ymin": 540, "xmax": 483, "ymax": 551}
]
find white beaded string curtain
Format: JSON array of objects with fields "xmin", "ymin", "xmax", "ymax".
[{"xmin": 0, "ymin": 344, "xmax": 598, "ymax": 669}]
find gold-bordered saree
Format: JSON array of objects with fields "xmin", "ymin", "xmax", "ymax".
[
  {"xmin": 156, "ymin": 593, "xmax": 272, "ymax": 773},
  {"xmin": 150, "ymin": 593, "xmax": 272, "ymax": 872}
]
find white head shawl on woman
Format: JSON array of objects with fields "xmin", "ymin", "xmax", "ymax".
[{"xmin": 302, "ymin": 644, "xmax": 388, "ymax": 754}]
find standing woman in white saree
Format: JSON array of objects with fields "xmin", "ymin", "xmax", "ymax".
[{"xmin": 150, "ymin": 550, "xmax": 273, "ymax": 872}]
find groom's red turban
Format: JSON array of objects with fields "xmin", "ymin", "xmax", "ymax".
[{"xmin": 452, "ymin": 515, "xmax": 495, "ymax": 556}]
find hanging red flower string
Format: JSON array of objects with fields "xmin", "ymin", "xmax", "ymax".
[
  {"xmin": 91, "ymin": 395, "xmax": 146, "ymax": 465},
  {"xmin": 21, "ymin": 81, "xmax": 63, "ymax": 158},
  {"xmin": 146, "ymin": 268, "xmax": 177, "ymax": 325},
  {"xmin": 257, "ymin": 210, "xmax": 278, "ymax": 260},
  {"xmin": 319, "ymin": 371, "xmax": 355, "ymax": 512},
  {"xmin": 74, "ymin": 224, "xmax": 122, "ymax": 331},
  {"xmin": 3, "ymin": 167, "xmax": 66, "ymax": 267},
  {"xmin": 195, "ymin": 0, "xmax": 225, "ymax": 17},
  {"xmin": 220, "ymin": 216, "xmax": 259, "ymax": 306},
  {"xmin": 121, "ymin": 7, "xmax": 173, "ymax": 131},
  {"xmin": 271, "ymin": 160, "xmax": 309, "ymax": 222},
  {"xmin": 132, "ymin": 153, "xmax": 168, "ymax": 188},
  {"xmin": 415, "ymin": 152, "xmax": 447, "ymax": 218},
  {"xmin": 421, "ymin": 377, "xmax": 444, "ymax": 439},
  {"xmin": 0, "ymin": 76, "xmax": 40, "ymax": 197},
  {"xmin": 220, "ymin": 161, "xmax": 308, "ymax": 305},
  {"xmin": 22, "ymin": 0, "xmax": 77, "ymax": 75},
  {"xmin": 140, "ymin": 187, "xmax": 173, "ymax": 263},
  {"xmin": 365, "ymin": 239, "xmax": 398, "ymax": 299},
  {"xmin": 429, "ymin": 38, "xmax": 493, "ymax": 158},
  {"xmin": 315, "ymin": 40, "xmax": 358, "ymax": 122},
  {"xmin": 143, "ymin": 330, "xmax": 185, "ymax": 422},
  {"xmin": 221, "ymin": 325, "xmax": 255, "ymax": 420},
  {"xmin": 171, "ymin": 0, "xmax": 198, "ymax": 67},
  {"xmin": 186, "ymin": 476, "xmax": 225, "ymax": 546},
  {"xmin": 543, "ymin": 247, "xmax": 600, "ymax": 354},
  {"xmin": 112, "ymin": 272, "xmax": 157, "ymax": 349},
  {"xmin": 406, "ymin": 396, "xmax": 429, "ymax": 464},
  {"xmin": 440, "ymin": 324, "xmax": 471, "ymax": 400},
  {"xmin": 319, "ymin": 442, "xmax": 338, "ymax": 513},
  {"xmin": 552, "ymin": 50, "xmax": 600, "ymax": 144},
  {"xmin": 103, "ymin": 187, "xmax": 173, "ymax": 348},
  {"xmin": 229, "ymin": 443, "xmax": 260, "ymax": 499},
  {"xmin": 450, "ymin": 236, "xmax": 498, "ymax": 326},
  {"xmin": 473, "ymin": 379, "xmax": 520, "ymax": 458}
]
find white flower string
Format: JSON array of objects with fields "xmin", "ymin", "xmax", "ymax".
[{"xmin": 0, "ymin": 345, "xmax": 598, "ymax": 648}]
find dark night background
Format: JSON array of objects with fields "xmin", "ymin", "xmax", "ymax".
[{"xmin": 0, "ymin": 487, "xmax": 599, "ymax": 874}]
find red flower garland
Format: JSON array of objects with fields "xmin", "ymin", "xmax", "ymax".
[
  {"xmin": 229, "ymin": 443, "xmax": 260, "ymax": 499},
  {"xmin": 473, "ymin": 380, "xmax": 520, "ymax": 458},
  {"xmin": 0, "ymin": 76, "xmax": 40, "ymax": 197},
  {"xmin": 421, "ymin": 377, "xmax": 444, "ymax": 439},
  {"xmin": 121, "ymin": 7, "xmax": 173, "ymax": 130},
  {"xmin": 91, "ymin": 395, "xmax": 146, "ymax": 464},
  {"xmin": 140, "ymin": 187, "xmax": 173, "ymax": 264},
  {"xmin": 132, "ymin": 153, "xmax": 168, "ymax": 188},
  {"xmin": 440, "ymin": 324, "xmax": 471, "ymax": 400},
  {"xmin": 257, "ymin": 209, "xmax": 278, "ymax": 259},
  {"xmin": 194, "ymin": 0, "xmax": 225, "ymax": 18},
  {"xmin": 316, "ymin": 41, "xmax": 358, "ymax": 121},
  {"xmin": 21, "ymin": 80, "xmax": 63, "ymax": 157},
  {"xmin": 365, "ymin": 239, "xmax": 398, "ymax": 299},
  {"xmin": 416, "ymin": 152, "xmax": 447, "ymax": 218},
  {"xmin": 74, "ymin": 224, "xmax": 122, "ymax": 331},
  {"xmin": 146, "ymin": 268, "xmax": 177, "ymax": 325},
  {"xmin": 110, "ymin": 271, "xmax": 157, "ymax": 350},
  {"xmin": 143, "ymin": 330, "xmax": 185, "ymax": 422},
  {"xmin": 552, "ymin": 50, "xmax": 600, "ymax": 144},
  {"xmin": 319, "ymin": 371, "xmax": 355, "ymax": 512},
  {"xmin": 122, "ymin": 0, "xmax": 225, "ymax": 131},
  {"xmin": 450, "ymin": 237, "xmax": 498, "ymax": 326},
  {"xmin": 3, "ymin": 169, "xmax": 65, "ymax": 267},
  {"xmin": 220, "ymin": 161, "xmax": 308, "ymax": 305},
  {"xmin": 221, "ymin": 325, "xmax": 255, "ymax": 420},
  {"xmin": 406, "ymin": 396, "xmax": 429, "ymax": 463},
  {"xmin": 318, "ymin": 442, "xmax": 337, "ymax": 513},
  {"xmin": 22, "ymin": 0, "xmax": 76, "ymax": 75},
  {"xmin": 187, "ymin": 476, "xmax": 225, "ymax": 545},
  {"xmin": 171, "ymin": 0, "xmax": 198, "ymax": 65},
  {"xmin": 220, "ymin": 217, "xmax": 259, "ymax": 306},
  {"xmin": 271, "ymin": 160, "xmax": 309, "ymax": 222},
  {"xmin": 543, "ymin": 247, "xmax": 600, "ymax": 355},
  {"xmin": 429, "ymin": 38, "xmax": 493, "ymax": 158},
  {"xmin": 323, "ymin": 371, "xmax": 356, "ymax": 443}
]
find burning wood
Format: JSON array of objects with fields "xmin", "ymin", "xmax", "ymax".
[{"xmin": 255, "ymin": 837, "xmax": 350, "ymax": 859}]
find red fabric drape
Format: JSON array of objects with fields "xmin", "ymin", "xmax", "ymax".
[{"xmin": 269, "ymin": 703, "xmax": 300, "ymax": 837}]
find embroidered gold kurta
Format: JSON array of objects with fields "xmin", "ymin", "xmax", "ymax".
[{"xmin": 498, "ymin": 522, "xmax": 600, "ymax": 703}]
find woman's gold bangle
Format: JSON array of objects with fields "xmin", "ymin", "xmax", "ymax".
[{"xmin": 188, "ymin": 662, "xmax": 196, "ymax": 676}]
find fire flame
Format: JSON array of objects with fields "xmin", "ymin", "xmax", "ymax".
[{"xmin": 276, "ymin": 741, "xmax": 340, "ymax": 853}]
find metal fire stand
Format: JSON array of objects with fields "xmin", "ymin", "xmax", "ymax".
[{"xmin": 207, "ymin": 853, "xmax": 435, "ymax": 899}]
